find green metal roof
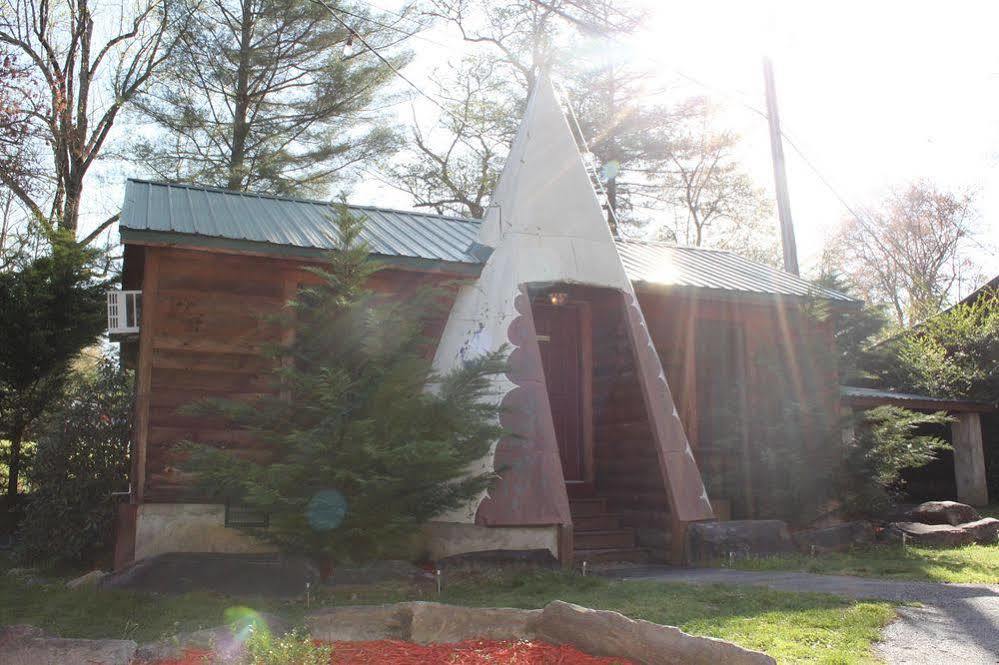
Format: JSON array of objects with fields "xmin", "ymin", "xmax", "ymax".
[
  {"xmin": 120, "ymin": 179, "xmax": 856, "ymax": 303},
  {"xmin": 121, "ymin": 179, "xmax": 481, "ymax": 265}
]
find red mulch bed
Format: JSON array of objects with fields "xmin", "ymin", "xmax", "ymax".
[{"xmin": 150, "ymin": 639, "xmax": 636, "ymax": 664}]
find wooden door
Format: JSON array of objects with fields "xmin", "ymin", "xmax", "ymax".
[{"xmin": 534, "ymin": 302, "xmax": 589, "ymax": 483}]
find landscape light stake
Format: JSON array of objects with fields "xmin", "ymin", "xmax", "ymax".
[
  {"xmin": 581, "ymin": 561, "xmax": 588, "ymax": 577},
  {"xmin": 306, "ymin": 582, "xmax": 311, "ymax": 608}
]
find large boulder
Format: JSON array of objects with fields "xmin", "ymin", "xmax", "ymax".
[
  {"xmin": 886, "ymin": 522, "xmax": 972, "ymax": 547},
  {"xmin": 906, "ymin": 501, "xmax": 980, "ymax": 526},
  {"xmin": 534, "ymin": 600, "xmax": 775, "ymax": 665},
  {"xmin": 886, "ymin": 521, "xmax": 971, "ymax": 547},
  {"xmin": 100, "ymin": 552, "xmax": 318, "ymax": 597},
  {"xmin": 408, "ymin": 603, "xmax": 539, "ymax": 644},
  {"xmin": 960, "ymin": 517, "xmax": 999, "ymax": 544},
  {"xmin": 306, "ymin": 601, "xmax": 775, "ymax": 664},
  {"xmin": 686, "ymin": 520, "xmax": 794, "ymax": 562},
  {"xmin": 793, "ymin": 521, "xmax": 876, "ymax": 554},
  {"xmin": 886, "ymin": 517, "xmax": 999, "ymax": 547},
  {"xmin": 306, "ymin": 604, "xmax": 413, "ymax": 641}
]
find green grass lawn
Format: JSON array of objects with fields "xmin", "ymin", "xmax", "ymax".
[
  {"xmin": 0, "ymin": 565, "xmax": 895, "ymax": 664},
  {"xmin": 728, "ymin": 542, "xmax": 999, "ymax": 584}
]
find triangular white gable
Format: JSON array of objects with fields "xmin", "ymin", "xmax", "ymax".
[{"xmin": 432, "ymin": 75, "xmax": 713, "ymax": 527}]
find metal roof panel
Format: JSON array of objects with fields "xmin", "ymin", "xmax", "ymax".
[{"xmin": 120, "ymin": 180, "xmax": 856, "ymax": 302}]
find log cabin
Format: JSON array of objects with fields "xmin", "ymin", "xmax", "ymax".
[{"xmin": 110, "ymin": 78, "xmax": 859, "ymax": 569}]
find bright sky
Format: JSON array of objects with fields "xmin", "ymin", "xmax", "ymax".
[
  {"xmin": 82, "ymin": 0, "xmax": 998, "ymax": 287},
  {"xmin": 625, "ymin": 0, "xmax": 999, "ymax": 279}
]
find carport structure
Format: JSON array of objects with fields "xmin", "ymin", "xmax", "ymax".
[{"xmin": 842, "ymin": 386, "xmax": 995, "ymax": 506}]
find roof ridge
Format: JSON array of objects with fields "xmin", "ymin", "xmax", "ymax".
[
  {"xmin": 126, "ymin": 178, "xmax": 479, "ymax": 224},
  {"xmin": 614, "ymin": 237, "xmax": 737, "ymax": 255}
]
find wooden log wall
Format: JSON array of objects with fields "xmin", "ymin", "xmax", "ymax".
[
  {"xmin": 132, "ymin": 246, "xmax": 460, "ymax": 503},
  {"xmin": 636, "ymin": 289, "xmax": 839, "ymax": 517}
]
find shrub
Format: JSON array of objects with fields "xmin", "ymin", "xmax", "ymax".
[
  {"xmin": 839, "ymin": 406, "xmax": 952, "ymax": 513},
  {"xmin": 244, "ymin": 628, "xmax": 332, "ymax": 665},
  {"xmin": 15, "ymin": 357, "xmax": 133, "ymax": 565}
]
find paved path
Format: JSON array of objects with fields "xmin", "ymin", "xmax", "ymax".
[{"xmin": 600, "ymin": 566, "xmax": 999, "ymax": 664}]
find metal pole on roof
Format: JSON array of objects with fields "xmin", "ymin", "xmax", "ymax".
[{"xmin": 763, "ymin": 57, "xmax": 800, "ymax": 276}]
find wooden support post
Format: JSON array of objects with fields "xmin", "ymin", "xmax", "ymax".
[
  {"xmin": 558, "ymin": 523, "xmax": 575, "ymax": 569},
  {"xmin": 131, "ymin": 249, "xmax": 159, "ymax": 505},
  {"xmin": 952, "ymin": 412, "xmax": 989, "ymax": 506}
]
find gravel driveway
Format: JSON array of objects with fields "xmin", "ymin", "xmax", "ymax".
[{"xmin": 601, "ymin": 566, "xmax": 999, "ymax": 664}]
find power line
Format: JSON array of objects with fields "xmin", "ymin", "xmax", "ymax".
[{"xmin": 336, "ymin": 0, "xmax": 871, "ymax": 227}]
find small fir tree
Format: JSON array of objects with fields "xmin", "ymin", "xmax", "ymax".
[{"xmin": 183, "ymin": 205, "xmax": 504, "ymax": 563}]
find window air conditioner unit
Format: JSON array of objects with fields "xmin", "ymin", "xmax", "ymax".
[{"xmin": 107, "ymin": 290, "xmax": 142, "ymax": 335}]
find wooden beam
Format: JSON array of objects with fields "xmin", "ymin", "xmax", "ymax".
[
  {"xmin": 952, "ymin": 413, "xmax": 989, "ymax": 506},
  {"xmin": 132, "ymin": 249, "xmax": 160, "ymax": 504}
]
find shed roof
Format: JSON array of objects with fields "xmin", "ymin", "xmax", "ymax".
[
  {"xmin": 840, "ymin": 386, "xmax": 995, "ymax": 413},
  {"xmin": 120, "ymin": 179, "xmax": 855, "ymax": 303}
]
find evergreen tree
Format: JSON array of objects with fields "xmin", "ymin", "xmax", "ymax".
[
  {"xmin": 131, "ymin": 0, "xmax": 412, "ymax": 196},
  {"xmin": 183, "ymin": 206, "xmax": 504, "ymax": 563},
  {"xmin": 0, "ymin": 231, "xmax": 107, "ymax": 505},
  {"xmin": 16, "ymin": 357, "xmax": 133, "ymax": 565}
]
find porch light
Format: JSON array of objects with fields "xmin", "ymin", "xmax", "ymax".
[{"xmin": 548, "ymin": 291, "xmax": 568, "ymax": 306}]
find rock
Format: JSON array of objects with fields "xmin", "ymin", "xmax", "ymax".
[
  {"xmin": 887, "ymin": 517, "xmax": 999, "ymax": 547},
  {"xmin": 435, "ymin": 549, "xmax": 558, "ymax": 572},
  {"xmin": 686, "ymin": 520, "xmax": 794, "ymax": 562},
  {"xmin": 793, "ymin": 521, "xmax": 875, "ymax": 554},
  {"xmin": 906, "ymin": 501, "xmax": 980, "ymax": 526},
  {"xmin": 959, "ymin": 517, "xmax": 999, "ymax": 544},
  {"xmin": 886, "ymin": 522, "xmax": 974, "ymax": 547},
  {"xmin": 306, "ymin": 604, "xmax": 413, "ymax": 641},
  {"xmin": 326, "ymin": 560, "xmax": 430, "ymax": 586},
  {"xmin": 534, "ymin": 600, "xmax": 775, "ymax": 665},
  {"xmin": 100, "ymin": 552, "xmax": 318, "ymax": 597},
  {"xmin": 305, "ymin": 601, "xmax": 772, "ymax": 664},
  {"xmin": 408, "ymin": 602, "xmax": 539, "ymax": 644},
  {"xmin": 66, "ymin": 570, "xmax": 107, "ymax": 589},
  {"xmin": 0, "ymin": 637, "xmax": 136, "ymax": 665}
]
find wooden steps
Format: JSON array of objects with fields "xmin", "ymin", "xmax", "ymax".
[{"xmin": 570, "ymin": 497, "xmax": 648, "ymax": 565}]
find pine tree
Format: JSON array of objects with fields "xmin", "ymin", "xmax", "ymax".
[
  {"xmin": 183, "ymin": 205, "xmax": 504, "ymax": 563},
  {"xmin": 131, "ymin": 0, "xmax": 412, "ymax": 196}
]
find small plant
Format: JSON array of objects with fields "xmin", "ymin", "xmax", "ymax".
[{"xmin": 243, "ymin": 628, "xmax": 331, "ymax": 665}]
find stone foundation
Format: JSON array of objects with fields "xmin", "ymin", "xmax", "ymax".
[
  {"xmin": 133, "ymin": 504, "xmax": 275, "ymax": 561},
  {"xmin": 131, "ymin": 504, "xmax": 559, "ymax": 564},
  {"xmin": 422, "ymin": 522, "xmax": 560, "ymax": 560}
]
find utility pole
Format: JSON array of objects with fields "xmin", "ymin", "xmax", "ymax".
[{"xmin": 763, "ymin": 57, "xmax": 800, "ymax": 275}]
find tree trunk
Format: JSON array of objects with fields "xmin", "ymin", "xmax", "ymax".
[{"xmin": 227, "ymin": 0, "xmax": 255, "ymax": 191}]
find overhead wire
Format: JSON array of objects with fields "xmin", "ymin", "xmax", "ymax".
[{"xmin": 325, "ymin": 0, "xmax": 870, "ymax": 226}]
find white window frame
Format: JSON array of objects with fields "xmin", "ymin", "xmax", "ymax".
[{"xmin": 107, "ymin": 290, "xmax": 142, "ymax": 335}]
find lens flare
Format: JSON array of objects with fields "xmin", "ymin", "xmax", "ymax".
[{"xmin": 307, "ymin": 488, "xmax": 348, "ymax": 530}]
